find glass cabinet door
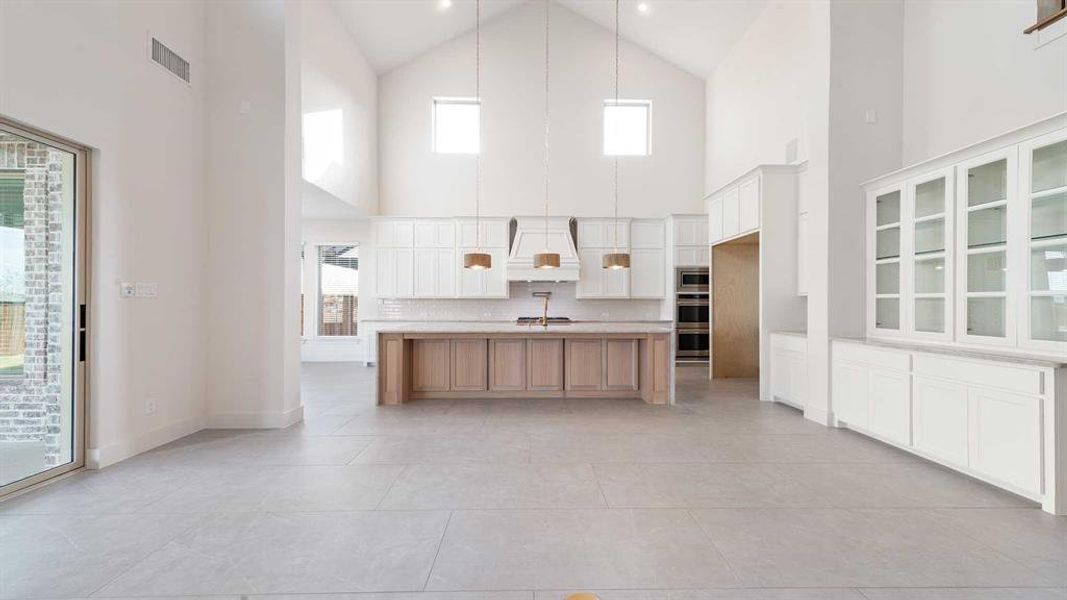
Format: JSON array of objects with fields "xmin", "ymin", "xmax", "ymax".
[
  {"xmin": 872, "ymin": 188, "xmax": 902, "ymax": 332},
  {"xmin": 1023, "ymin": 132, "xmax": 1067, "ymax": 348},
  {"xmin": 909, "ymin": 172, "xmax": 952, "ymax": 336},
  {"xmin": 958, "ymin": 151, "xmax": 1013, "ymax": 343}
]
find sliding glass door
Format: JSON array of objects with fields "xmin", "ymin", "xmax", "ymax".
[{"xmin": 0, "ymin": 119, "xmax": 87, "ymax": 494}]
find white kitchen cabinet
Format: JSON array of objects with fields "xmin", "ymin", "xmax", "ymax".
[
  {"xmin": 376, "ymin": 247, "xmax": 414, "ymax": 298},
  {"xmin": 629, "ymin": 248, "xmax": 665, "ymax": 298},
  {"xmin": 457, "ymin": 218, "xmax": 509, "ymax": 248},
  {"xmin": 578, "ymin": 219, "xmax": 630, "ymax": 249},
  {"xmin": 831, "ymin": 338, "xmax": 1063, "ymax": 514},
  {"xmin": 672, "ymin": 216, "xmax": 706, "ymax": 247},
  {"xmin": 456, "ymin": 246, "xmax": 508, "ymax": 298},
  {"xmin": 707, "ymin": 197, "xmax": 724, "ymax": 243},
  {"xmin": 769, "ymin": 333, "xmax": 807, "ymax": 409},
  {"xmin": 738, "ymin": 175, "xmax": 761, "ymax": 233},
  {"xmin": 912, "ymin": 375, "xmax": 969, "ymax": 467},
  {"xmin": 414, "ymin": 220, "xmax": 455, "ymax": 248},
  {"xmin": 632, "ymin": 219, "xmax": 665, "ymax": 249},
  {"xmin": 673, "ymin": 246, "xmax": 708, "ymax": 268},
  {"xmin": 414, "ymin": 248, "xmax": 456, "ymax": 298},
  {"xmin": 576, "ymin": 247, "xmax": 629, "ymax": 298},
  {"xmin": 867, "ymin": 370, "xmax": 910, "ymax": 446},
  {"xmin": 375, "ymin": 219, "xmax": 415, "ymax": 248},
  {"xmin": 969, "ymin": 387, "xmax": 1043, "ymax": 495},
  {"xmin": 722, "ymin": 187, "xmax": 740, "ymax": 239}
]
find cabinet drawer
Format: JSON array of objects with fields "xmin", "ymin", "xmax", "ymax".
[
  {"xmin": 913, "ymin": 354, "xmax": 1043, "ymax": 396},
  {"xmin": 833, "ymin": 342, "xmax": 910, "ymax": 372}
]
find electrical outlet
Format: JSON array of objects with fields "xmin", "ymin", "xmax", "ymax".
[
  {"xmin": 144, "ymin": 399, "xmax": 157, "ymax": 415},
  {"xmin": 865, "ymin": 109, "xmax": 878, "ymax": 124},
  {"xmin": 120, "ymin": 282, "xmax": 136, "ymax": 298}
]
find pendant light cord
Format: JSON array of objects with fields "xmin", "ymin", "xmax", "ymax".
[
  {"xmin": 543, "ymin": 0, "xmax": 550, "ymax": 250},
  {"xmin": 475, "ymin": 0, "xmax": 482, "ymax": 251},
  {"xmin": 612, "ymin": 0, "xmax": 620, "ymax": 253}
]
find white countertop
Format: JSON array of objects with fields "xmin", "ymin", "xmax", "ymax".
[
  {"xmin": 369, "ymin": 320, "xmax": 675, "ymax": 334},
  {"xmin": 833, "ymin": 336, "xmax": 1066, "ymax": 368}
]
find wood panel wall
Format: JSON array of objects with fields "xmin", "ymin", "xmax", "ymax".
[{"xmin": 712, "ymin": 233, "xmax": 760, "ymax": 379}]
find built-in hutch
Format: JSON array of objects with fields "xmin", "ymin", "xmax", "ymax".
[{"xmin": 836, "ymin": 113, "xmax": 1067, "ymax": 515}]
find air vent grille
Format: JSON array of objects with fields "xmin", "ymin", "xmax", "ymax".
[{"xmin": 150, "ymin": 37, "xmax": 190, "ymax": 84}]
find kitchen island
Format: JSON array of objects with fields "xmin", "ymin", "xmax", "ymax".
[{"xmin": 376, "ymin": 322, "xmax": 674, "ymax": 405}]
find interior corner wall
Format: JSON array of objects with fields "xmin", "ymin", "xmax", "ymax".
[
  {"xmin": 704, "ymin": 0, "xmax": 811, "ymax": 193},
  {"xmin": 301, "ymin": 0, "xmax": 379, "ymax": 217},
  {"xmin": 378, "ymin": 1, "xmax": 705, "ymax": 218},
  {"xmin": 0, "ymin": 0, "xmax": 209, "ymax": 467},
  {"xmin": 205, "ymin": 0, "xmax": 301, "ymax": 429},
  {"xmin": 902, "ymin": 0, "xmax": 1067, "ymax": 165}
]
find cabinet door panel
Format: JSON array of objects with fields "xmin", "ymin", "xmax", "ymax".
[
  {"xmin": 912, "ymin": 376, "xmax": 969, "ymax": 467},
  {"xmin": 436, "ymin": 249, "xmax": 456, "ymax": 297},
  {"xmin": 489, "ymin": 339, "xmax": 526, "ymax": 391},
  {"xmin": 376, "ymin": 248, "xmax": 396, "ymax": 298},
  {"xmin": 394, "ymin": 248, "xmax": 414, "ymax": 297},
  {"xmin": 414, "ymin": 221, "xmax": 436, "ymax": 247},
  {"xmin": 631, "ymin": 220, "xmax": 664, "ymax": 249},
  {"xmin": 771, "ymin": 349, "xmax": 792, "ymax": 402},
  {"xmin": 413, "ymin": 249, "xmax": 437, "ymax": 297},
  {"xmin": 789, "ymin": 354, "xmax": 807, "ymax": 407},
  {"xmin": 968, "ymin": 388, "xmax": 1042, "ymax": 495},
  {"xmin": 602, "ymin": 262, "xmax": 630, "ymax": 297},
  {"xmin": 527, "ymin": 339, "xmax": 564, "ymax": 391},
  {"xmin": 412, "ymin": 340, "xmax": 451, "ymax": 391},
  {"xmin": 739, "ymin": 176, "xmax": 761, "ymax": 232},
  {"xmin": 708, "ymin": 198, "xmax": 724, "ymax": 242},
  {"xmin": 630, "ymin": 249, "xmax": 665, "ymax": 298},
  {"xmin": 576, "ymin": 248, "xmax": 604, "ymax": 297},
  {"xmin": 723, "ymin": 187, "xmax": 740, "ymax": 238},
  {"xmin": 451, "ymin": 339, "xmax": 488, "ymax": 392},
  {"xmin": 565, "ymin": 339, "xmax": 603, "ymax": 391},
  {"xmin": 578, "ymin": 221, "xmax": 606, "ymax": 248},
  {"xmin": 457, "ymin": 249, "xmax": 484, "ymax": 297},
  {"xmin": 484, "ymin": 248, "xmax": 509, "ymax": 297},
  {"xmin": 394, "ymin": 221, "xmax": 415, "ymax": 246},
  {"xmin": 604, "ymin": 339, "xmax": 639, "ymax": 391},
  {"xmin": 867, "ymin": 370, "xmax": 910, "ymax": 446},
  {"xmin": 832, "ymin": 360, "xmax": 868, "ymax": 428}
]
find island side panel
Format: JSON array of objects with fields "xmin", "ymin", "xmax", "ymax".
[
  {"xmin": 641, "ymin": 332, "xmax": 671, "ymax": 405},
  {"xmin": 377, "ymin": 333, "xmax": 409, "ymax": 405}
]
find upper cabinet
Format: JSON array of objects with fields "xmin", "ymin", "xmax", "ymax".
[
  {"xmin": 669, "ymin": 215, "xmax": 708, "ymax": 268},
  {"xmin": 575, "ymin": 217, "xmax": 667, "ymax": 299},
  {"xmin": 863, "ymin": 114, "xmax": 1067, "ymax": 358}
]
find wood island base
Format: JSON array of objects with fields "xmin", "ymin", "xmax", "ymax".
[{"xmin": 377, "ymin": 331, "xmax": 673, "ymax": 405}]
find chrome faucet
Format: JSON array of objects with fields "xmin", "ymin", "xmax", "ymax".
[{"xmin": 532, "ymin": 291, "xmax": 552, "ymax": 327}]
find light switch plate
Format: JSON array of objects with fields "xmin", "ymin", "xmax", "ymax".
[{"xmin": 135, "ymin": 282, "xmax": 159, "ymax": 298}]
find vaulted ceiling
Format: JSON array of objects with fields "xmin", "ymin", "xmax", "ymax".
[{"xmin": 330, "ymin": 0, "xmax": 767, "ymax": 77}]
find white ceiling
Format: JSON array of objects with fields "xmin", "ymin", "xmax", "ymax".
[{"xmin": 330, "ymin": 0, "xmax": 768, "ymax": 77}]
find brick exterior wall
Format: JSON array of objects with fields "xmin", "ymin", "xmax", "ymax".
[{"xmin": 0, "ymin": 133, "xmax": 67, "ymax": 468}]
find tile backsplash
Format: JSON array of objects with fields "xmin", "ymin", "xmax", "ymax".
[{"xmin": 377, "ymin": 282, "xmax": 664, "ymax": 321}]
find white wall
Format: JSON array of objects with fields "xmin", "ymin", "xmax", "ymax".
[
  {"xmin": 300, "ymin": 0, "xmax": 378, "ymax": 217},
  {"xmin": 0, "ymin": 0, "xmax": 209, "ymax": 466},
  {"xmin": 704, "ymin": 1, "xmax": 810, "ymax": 193},
  {"xmin": 902, "ymin": 0, "xmax": 1067, "ymax": 165},
  {"xmin": 205, "ymin": 0, "xmax": 302, "ymax": 429},
  {"xmin": 379, "ymin": 1, "xmax": 705, "ymax": 218},
  {"xmin": 301, "ymin": 218, "xmax": 373, "ymax": 362}
]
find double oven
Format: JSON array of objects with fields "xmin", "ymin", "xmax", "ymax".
[{"xmin": 675, "ymin": 268, "xmax": 709, "ymax": 361}]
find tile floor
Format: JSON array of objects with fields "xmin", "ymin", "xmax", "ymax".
[{"xmin": 1, "ymin": 363, "xmax": 1065, "ymax": 599}]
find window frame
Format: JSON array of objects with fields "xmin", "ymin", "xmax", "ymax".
[
  {"xmin": 314, "ymin": 243, "xmax": 360, "ymax": 339},
  {"xmin": 431, "ymin": 96, "xmax": 481, "ymax": 155},
  {"xmin": 603, "ymin": 98, "xmax": 652, "ymax": 157}
]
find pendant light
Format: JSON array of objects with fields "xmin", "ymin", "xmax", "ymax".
[
  {"xmin": 603, "ymin": 0, "xmax": 630, "ymax": 270},
  {"xmin": 464, "ymin": 0, "xmax": 492, "ymax": 270},
  {"xmin": 533, "ymin": 0, "xmax": 560, "ymax": 270}
]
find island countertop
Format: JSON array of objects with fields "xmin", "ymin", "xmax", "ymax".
[{"xmin": 370, "ymin": 320, "xmax": 675, "ymax": 334}]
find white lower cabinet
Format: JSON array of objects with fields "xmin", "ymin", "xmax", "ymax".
[
  {"xmin": 912, "ymin": 376, "xmax": 969, "ymax": 467},
  {"xmin": 832, "ymin": 339, "xmax": 1061, "ymax": 513},
  {"xmin": 769, "ymin": 334, "xmax": 807, "ymax": 409},
  {"xmin": 968, "ymin": 388, "xmax": 1042, "ymax": 496}
]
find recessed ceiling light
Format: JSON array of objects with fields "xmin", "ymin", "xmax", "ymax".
[
  {"xmin": 637, "ymin": 2, "xmax": 649, "ymax": 14},
  {"xmin": 438, "ymin": 0, "xmax": 453, "ymax": 10}
]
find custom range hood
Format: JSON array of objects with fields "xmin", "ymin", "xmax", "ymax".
[{"xmin": 506, "ymin": 216, "xmax": 580, "ymax": 281}]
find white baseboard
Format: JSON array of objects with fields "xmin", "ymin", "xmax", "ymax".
[
  {"xmin": 206, "ymin": 405, "xmax": 304, "ymax": 429},
  {"xmin": 86, "ymin": 415, "xmax": 205, "ymax": 470}
]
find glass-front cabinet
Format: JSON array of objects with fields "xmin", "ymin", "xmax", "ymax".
[
  {"xmin": 956, "ymin": 149, "xmax": 1015, "ymax": 346},
  {"xmin": 868, "ymin": 185, "xmax": 904, "ymax": 334},
  {"xmin": 1021, "ymin": 130, "xmax": 1067, "ymax": 353},
  {"xmin": 864, "ymin": 116, "xmax": 1066, "ymax": 359},
  {"xmin": 908, "ymin": 169, "xmax": 954, "ymax": 338}
]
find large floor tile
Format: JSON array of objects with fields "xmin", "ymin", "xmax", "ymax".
[
  {"xmin": 94, "ymin": 510, "xmax": 451, "ymax": 596},
  {"xmin": 594, "ymin": 462, "xmax": 829, "ymax": 508},
  {"xmin": 691, "ymin": 508, "xmax": 1051, "ymax": 588},
  {"xmin": 426, "ymin": 508, "xmax": 740, "ymax": 591},
  {"xmin": 859, "ymin": 589, "xmax": 1067, "ymax": 600},
  {"xmin": 530, "ymin": 433, "xmax": 712, "ymax": 464},
  {"xmin": 142, "ymin": 464, "xmax": 404, "ymax": 513},
  {"xmin": 247, "ymin": 594, "xmax": 533, "ymax": 600},
  {"xmin": 930, "ymin": 508, "xmax": 1067, "ymax": 585},
  {"xmin": 535, "ymin": 590, "xmax": 867, "ymax": 600},
  {"xmin": 0, "ymin": 464, "xmax": 197, "ymax": 515},
  {"xmin": 131, "ymin": 433, "xmax": 374, "ymax": 467},
  {"xmin": 379, "ymin": 463, "xmax": 606, "ymax": 509},
  {"xmin": 352, "ymin": 433, "xmax": 531, "ymax": 464},
  {"xmin": 778, "ymin": 462, "xmax": 1034, "ymax": 508},
  {"xmin": 0, "ymin": 513, "xmax": 201, "ymax": 599},
  {"xmin": 702, "ymin": 433, "xmax": 917, "ymax": 464}
]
